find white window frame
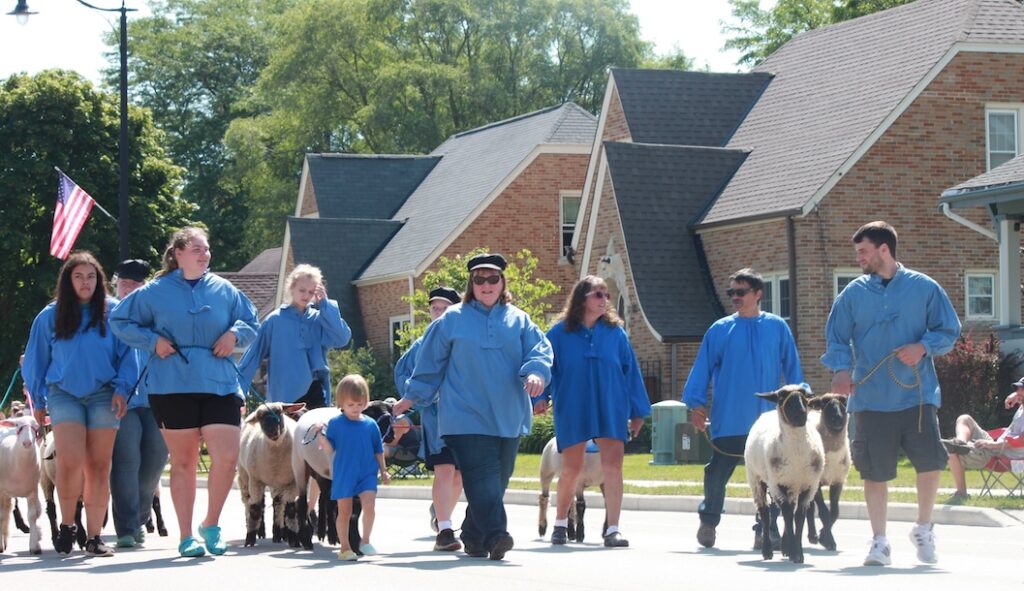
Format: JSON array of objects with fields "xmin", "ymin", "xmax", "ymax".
[
  {"xmin": 986, "ymin": 104, "xmax": 1023, "ymax": 171},
  {"xmin": 760, "ymin": 273, "xmax": 790, "ymax": 320},
  {"xmin": 964, "ymin": 270, "xmax": 998, "ymax": 321},
  {"xmin": 389, "ymin": 314, "xmax": 411, "ymax": 360},
  {"xmin": 560, "ymin": 191, "xmax": 582, "ymax": 261},
  {"xmin": 833, "ymin": 268, "xmax": 863, "ymax": 299}
]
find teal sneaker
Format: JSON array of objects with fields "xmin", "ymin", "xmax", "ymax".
[
  {"xmin": 116, "ymin": 535, "xmax": 136, "ymax": 548},
  {"xmin": 198, "ymin": 524, "xmax": 227, "ymax": 555},
  {"xmin": 134, "ymin": 528, "xmax": 145, "ymax": 545},
  {"xmin": 178, "ymin": 537, "xmax": 206, "ymax": 558}
]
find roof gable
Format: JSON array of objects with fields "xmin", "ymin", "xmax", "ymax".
[
  {"xmin": 238, "ymin": 247, "xmax": 282, "ymax": 274},
  {"xmin": 611, "ymin": 68, "xmax": 773, "ymax": 147},
  {"xmin": 604, "ymin": 142, "xmax": 748, "ymax": 340},
  {"xmin": 219, "ymin": 273, "xmax": 279, "ymax": 319},
  {"xmin": 307, "ymin": 154, "xmax": 440, "ymax": 220}
]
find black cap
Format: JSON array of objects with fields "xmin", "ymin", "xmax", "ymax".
[
  {"xmin": 1014, "ymin": 377, "xmax": 1024, "ymax": 388},
  {"xmin": 428, "ymin": 287, "xmax": 461, "ymax": 305},
  {"xmin": 115, "ymin": 259, "xmax": 150, "ymax": 282},
  {"xmin": 467, "ymin": 253, "xmax": 506, "ymax": 272}
]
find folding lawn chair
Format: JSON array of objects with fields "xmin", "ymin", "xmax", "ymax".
[
  {"xmin": 977, "ymin": 427, "xmax": 1024, "ymax": 497},
  {"xmin": 386, "ymin": 428, "xmax": 428, "ymax": 479}
]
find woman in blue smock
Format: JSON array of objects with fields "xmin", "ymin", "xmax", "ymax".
[
  {"xmin": 238, "ymin": 264, "xmax": 351, "ymax": 409},
  {"xmin": 23, "ymin": 251, "xmax": 134, "ymax": 557},
  {"xmin": 394, "ymin": 253, "xmax": 552, "ymax": 561},
  {"xmin": 536, "ymin": 275, "xmax": 650, "ymax": 548},
  {"xmin": 111, "ymin": 227, "xmax": 259, "ymax": 558}
]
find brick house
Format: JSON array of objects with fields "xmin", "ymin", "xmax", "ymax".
[
  {"xmin": 276, "ymin": 103, "xmax": 596, "ymax": 360},
  {"xmin": 573, "ymin": 0, "xmax": 1024, "ymax": 400}
]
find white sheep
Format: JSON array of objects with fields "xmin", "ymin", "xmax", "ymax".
[
  {"xmin": 0, "ymin": 416, "xmax": 44, "ymax": 554},
  {"xmin": 805, "ymin": 393, "xmax": 851, "ymax": 551},
  {"xmin": 537, "ymin": 437, "xmax": 605, "ymax": 542},
  {"xmin": 744, "ymin": 384, "xmax": 824, "ymax": 564},
  {"xmin": 238, "ymin": 402, "xmax": 306, "ymax": 547}
]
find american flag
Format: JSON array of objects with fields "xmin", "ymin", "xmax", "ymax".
[{"xmin": 50, "ymin": 170, "xmax": 95, "ymax": 260}]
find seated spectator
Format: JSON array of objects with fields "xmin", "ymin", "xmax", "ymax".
[{"xmin": 943, "ymin": 377, "xmax": 1024, "ymax": 501}]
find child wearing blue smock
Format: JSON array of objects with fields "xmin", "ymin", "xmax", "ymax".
[
  {"xmin": 238, "ymin": 264, "xmax": 351, "ymax": 408},
  {"xmin": 314, "ymin": 374, "xmax": 390, "ymax": 561}
]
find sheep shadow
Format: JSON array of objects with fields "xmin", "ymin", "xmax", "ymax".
[
  {"xmin": 834, "ymin": 565, "xmax": 944, "ymax": 577},
  {"xmin": 736, "ymin": 557, "xmax": 816, "ymax": 571}
]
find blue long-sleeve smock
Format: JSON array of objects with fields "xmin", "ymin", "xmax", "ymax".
[
  {"xmin": 538, "ymin": 320, "xmax": 651, "ymax": 450},
  {"xmin": 23, "ymin": 298, "xmax": 139, "ymax": 409},
  {"xmin": 403, "ymin": 301, "xmax": 553, "ymax": 439},
  {"xmin": 237, "ymin": 299, "xmax": 351, "ymax": 404},
  {"xmin": 110, "ymin": 270, "xmax": 259, "ymax": 400},
  {"xmin": 126, "ymin": 349, "xmax": 152, "ymax": 410},
  {"xmin": 821, "ymin": 264, "xmax": 961, "ymax": 413},
  {"xmin": 682, "ymin": 312, "xmax": 803, "ymax": 439},
  {"xmin": 393, "ymin": 337, "xmax": 444, "ymax": 457}
]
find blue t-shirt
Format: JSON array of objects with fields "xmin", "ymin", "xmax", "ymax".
[{"xmin": 324, "ymin": 414, "xmax": 383, "ymax": 499}]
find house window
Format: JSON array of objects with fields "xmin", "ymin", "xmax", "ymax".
[
  {"xmin": 965, "ymin": 272, "xmax": 996, "ymax": 321},
  {"xmin": 759, "ymin": 274, "xmax": 790, "ymax": 319},
  {"xmin": 389, "ymin": 315, "xmax": 410, "ymax": 361},
  {"xmin": 560, "ymin": 192, "xmax": 581, "ymax": 258},
  {"xmin": 834, "ymin": 269, "xmax": 862, "ymax": 298},
  {"xmin": 986, "ymin": 107, "xmax": 1022, "ymax": 170}
]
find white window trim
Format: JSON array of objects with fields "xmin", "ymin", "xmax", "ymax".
[
  {"xmin": 964, "ymin": 270, "xmax": 998, "ymax": 321},
  {"xmin": 560, "ymin": 190, "xmax": 582, "ymax": 261},
  {"xmin": 389, "ymin": 314, "xmax": 411, "ymax": 359},
  {"xmin": 985, "ymin": 104, "xmax": 1023, "ymax": 171},
  {"xmin": 833, "ymin": 268, "xmax": 863, "ymax": 299},
  {"xmin": 760, "ymin": 272, "xmax": 790, "ymax": 319}
]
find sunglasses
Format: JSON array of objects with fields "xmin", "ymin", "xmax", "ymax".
[
  {"xmin": 725, "ymin": 288, "xmax": 752, "ymax": 297},
  {"xmin": 587, "ymin": 291, "xmax": 611, "ymax": 300},
  {"xmin": 472, "ymin": 275, "xmax": 502, "ymax": 286}
]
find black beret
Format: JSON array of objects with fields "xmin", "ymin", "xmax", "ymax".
[
  {"xmin": 428, "ymin": 287, "xmax": 461, "ymax": 305},
  {"xmin": 115, "ymin": 259, "xmax": 150, "ymax": 282},
  {"xmin": 467, "ymin": 253, "xmax": 507, "ymax": 272}
]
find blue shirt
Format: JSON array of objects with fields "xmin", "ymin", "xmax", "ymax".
[
  {"xmin": 23, "ymin": 298, "xmax": 139, "ymax": 409},
  {"xmin": 404, "ymin": 301, "xmax": 553, "ymax": 438},
  {"xmin": 110, "ymin": 270, "xmax": 259, "ymax": 399},
  {"xmin": 393, "ymin": 337, "xmax": 444, "ymax": 457},
  {"xmin": 539, "ymin": 320, "xmax": 651, "ymax": 450},
  {"xmin": 682, "ymin": 312, "xmax": 803, "ymax": 439},
  {"xmin": 325, "ymin": 413, "xmax": 383, "ymax": 499},
  {"xmin": 126, "ymin": 349, "xmax": 153, "ymax": 410},
  {"xmin": 238, "ymin": 299, "xmax": 351, "ymax": 404},
  {"xmin": 822, "ymin": 264, "xmax": 961, "ymax": 412}
]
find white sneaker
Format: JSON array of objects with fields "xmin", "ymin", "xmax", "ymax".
[
  {"xmin": 863, "ymin": 537, "xmax": 892, "ymax": 566},
  {"xmin": 909, "ymin": 523, "xmax": 937, "ymax": 564}
]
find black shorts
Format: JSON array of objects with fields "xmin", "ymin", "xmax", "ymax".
[
  {"xmin": 293, "ymin": 381, "xmax": 327, "ymax": 410},
  {"xmin": 149, "ymin": 393, "xmax": 242, "ymax": 430},
  {"xmin": 851, "ymin": 404, "xmax": 948, "ymax": 482},
  {"xmin": 425, "ymin": 447, "xmax": 457, "ymax": 470}
]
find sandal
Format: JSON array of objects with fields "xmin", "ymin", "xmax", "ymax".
[
  {"xmin": 198, "ymin": 524, "xmax": 227, "ymax": 555},
  {"xmin": 178, "ymin": 537, "xmax": 206, "ymax": 558}
]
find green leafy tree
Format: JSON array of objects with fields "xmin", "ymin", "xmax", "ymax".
[
  {"xmin": 0, "ymin": 70, "xmax": 196, "ymax": 388},
  {"xmin": 395, "ymin": 248, "xmax": 560, "ymax": 351}
]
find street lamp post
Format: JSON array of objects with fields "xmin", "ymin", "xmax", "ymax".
[{"xmin": 8, "ymin": 0, "xmax": 137, "ymax": 261}]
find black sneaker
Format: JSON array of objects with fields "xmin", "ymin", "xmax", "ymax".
[
  {"xmin": 434, "ymin": 528, "xmax": 462, "ymax": 551},
  {"xmin": 551, "ymin": 525, "xmax": 568, "ymax": 545},
  {"xmin": 697, "ymin": 523, "xmax": 716, "ymax": 548},
  {"xmin": 488, "ymin": 533, "xmax": 514, "ymax": 561},
  {"xmin": 603, "ymin": 531, "xmax": 629, "ymax": 547},
  {"xmin": 55, "ymin": 524, "xmax": 77, "ymax": 556},
  {"xmin": 85, "ymin": 536, "xmax": 114, "ymax": 557},
  {"xmin": 462, "ymin": 541, "xmax": 488, "ymax": 558},
  {"xmin": 942, "ymin": 438, "xmax": 973, "ymax": 455}
]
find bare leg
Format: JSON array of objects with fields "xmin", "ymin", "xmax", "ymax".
[
  {"xmin": 82, "ymin": 428, "xmax": 117, "ymax": 537},
  {"xmin": 432, "ymin": 464, "xmax": 461, "ymax": 523},
  {"xmin": 595, "ymin": 438, "xmax": 624, "ymax": 528},
  {"xmin": 336, "ymin": 498, "xmax": 353, "ymax": 552},
  {"xmin": 948, "ymin": 454, "xmax": 967, "ymax": 495},
  {"xmin": 199, "ymin": 424, "xmax": 240, "ymax": 528},
  {"xmin": 955, "ymin": 414, "xmax": 979, "ymax": 442},
  {"xmin": 864, "ymin": 480, "xmax": 888, "ymax": 537},
  {"xmin": 555, "ymin": 443, "xmax": 585, "ymax": 521},
  {"xmin": 161, "ymin": 428, "xmax": 201, "ymax": 540},
  {"xmin": 916, "ymin": 470, "xmax": 940, "ymax": 525},
  {"xmin": 358, "ymin": 491, "xmax": 376, "ymax": 544},
  {"xmin": 51, "ymin": 423, "xmax": 86, "ymax": 528}
]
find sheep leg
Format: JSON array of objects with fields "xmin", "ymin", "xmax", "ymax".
[
  {"xmin": 295, "ymin": 480, "xmax": 313, "ymax": 550},
  {"xmin": 601, "ymin": 484, "xmax": 608, "ymax": 538},
  {"xmin": 778, "ymin": 497, "xmax": 796, "ymax": 561},
  {"xmin": 27, "ymin": 490, "xmax": 43, "ymax": 555},
  {"xmin": 348, "ymin": 495, "xmax": 362, "ymax": 552},
  {"xmin": 74, "ymin": 499, "xmax": 87, "ymax": 549},
  {"xmin": 828, "ymin": 483, "xmax": 842, "ymax": 525},
  {"xmin": 574, "ymin": 494, "xmax": 586, "ymax": 543},
  {"xmin": 791, "ymin": 491, "xmax": 812, "ymax": 564},
  {"xmin": 284, "ymin": 498, "xmax": 300, "ymax": 548},
  {"xmin": 816, "ymin": 488, "xmax": 836, "ymax": 551},
  {"xmin": 538, "ymin": 491, "xmax": 549, "ymax": 537},
  {"xmin": 0, "ymin": 495, "xmax": 10, "ymax": 553},
  {"xmin": 257, "ymin": 491, "xmax": 267, "ymax": 539},
  {"xmin": 806, "ymin": 487, "xmax": 821, "ymax": 544},
  {"xmin": 755, "ymin": 482, "xmax": 772, "ymax": 560},
  {"xmin": 13, "ymin": 499, "xmax": 29, "ymax": 533},
  {"xmin": 152, "ymin": 495, "xmax": 168, "ymax": 536},
  {"xmin": 566, "ymin": 499, "xmax": 577, "ymax": 540},
  {"xmin": 271, "ymin": 494, "xmax": 284, "ymax": 543},
  {"xmin": 45, "ymin": 497, "xmax": 57, "ymax": 548}
]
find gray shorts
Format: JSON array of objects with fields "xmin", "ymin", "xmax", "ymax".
[
  {"xmin": 961, "ymin": 426, "xmax": 997, "ymax": 469},
  {"xmin": 851, "ymin": 404, "xmax": 948, "ymax": 482}
]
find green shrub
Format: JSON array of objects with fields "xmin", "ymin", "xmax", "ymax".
[
  {"xmin": 935, "ymin": 332, "xmax": 1022, "ymax": 436},
  {"xmin": 520, "ymin": 411, "xmax": 554, "ymax": 453},
  {"xmin": 327, "ymin": 346, "xmax": 398, "ymax": 401},
  {"xmin": 625, "ymin": 417, "xmax": 652, "ymax": 454}
]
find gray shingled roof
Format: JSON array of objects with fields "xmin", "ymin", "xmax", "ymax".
[
  {"xmin": 611, "ymin": 69, "xmax": 773, "ymax": 147},
  {"xmin": 358, "ymin": 103, "xmax": 597, "ymax": 280},
  {"xmin": 945, "ymin": 152, "xmax": 1024, "ymax": 193},
  {"xmin": 604, "ymin": 142, "xmax": 748, "ymax": 341},
  {"xmin": 307, "ymin": 154, "xmax": 440, "ymax": 220},
  {"xmin": 219, "ymin": 273, "xmax": 279, "ymax": 319},
  {"xmin": 289, "ymin": 217, "xmax": 404, "ymax": 346},
  {"xmin": 702, "ymin": 0, "xmax": 1024, "ymax": 226},
  {"xmin": 238, "ymin": 247, "xmax": 282, "ymax": 274}
]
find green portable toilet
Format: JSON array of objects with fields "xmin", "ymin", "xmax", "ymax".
[{"xmin": 650, "ymin": 400, "xmax": 688, "ymax": 465}]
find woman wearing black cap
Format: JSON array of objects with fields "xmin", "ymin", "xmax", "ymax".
[
  {"xmin": 394, "ymin": 286, "xmax": 464, "ymax": 552},
  {"xmin": 394, "ymin": 253, "xmax": 552, "ymax": 561}
]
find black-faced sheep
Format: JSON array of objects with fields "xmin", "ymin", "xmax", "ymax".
[
  {"xmin": 744, "ymin": 384, "xmax": 824, "ymax": 564},
  {"xmin": 1, "ymin": 416, "xmax": 44, "ymax": 554},
  {"xmin": 238, "ymin": 402, "xmax": 306, "ymax": 547},
  {"xmin": 537, "ymin": 437, "xmax": 605, "ymax": 543},
  {"xmin": 804, "ymin": 393, "xmax": 851, "ymax": 551}
]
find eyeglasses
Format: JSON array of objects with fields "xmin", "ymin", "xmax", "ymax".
[
  {"xmin": 471, "ymin": 275, "xmax": 502, "ymax": 286},
  {"xmin": 725, "ymin": 288, "xmax": 752, "ymax": 297},
  {"xmin": 587, "ymin": 291, "xmax": 611, "ymax": 300}
]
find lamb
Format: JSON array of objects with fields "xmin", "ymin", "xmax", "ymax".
[
  {"xmin": 744, "ymin": 384, "xmax": 825, "ymax": 564},
  {"xmin": 537, "ymin": 437, "xmax": 605, "ymax": 542},
  {"xmin": 804, "ymin": 393, "xmax": 851, "ymax": 551},
  {"xmin": 0, "ymin": 416, "xmax": 44, "ymax": 554},
  {"xmin": 238, "ymin": 402, "xmax": 306, "ymax": 547}
]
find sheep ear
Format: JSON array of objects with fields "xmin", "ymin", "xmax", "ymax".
[
  {"xmin": 243, "ymin": 410, "xmax": 260, "ymax": 424},
  {"xmin": 283, "ymin": 403, "xmax": 306, "ymax": 419},
  {"xmin": 754, "ymin": 391, "xmax": 779, "ymax": 403},
  {"xmin": 0, "ymin": 419, "xmax": 14, "ymax": 428},
  {"xmin": 807, "ymin": 396, "xmax": 825, "ymax": 410}
]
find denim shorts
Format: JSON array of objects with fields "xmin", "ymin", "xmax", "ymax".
[{"xmin": 47, "ymin": 387, "xmax": 120, "ymax": 430}]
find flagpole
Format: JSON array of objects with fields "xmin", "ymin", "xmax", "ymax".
[{"xmin": 53, "ymin": 166, "xmax": 118, "ymax": 224}]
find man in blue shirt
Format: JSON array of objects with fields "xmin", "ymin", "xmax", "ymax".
[
  {"xmin": 682, "ymin": 268, "xmax": 803, "ymax": 550},
  {"xmin": 823, "ymin": 221, "xmax": 960, "ymax": 567}
]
